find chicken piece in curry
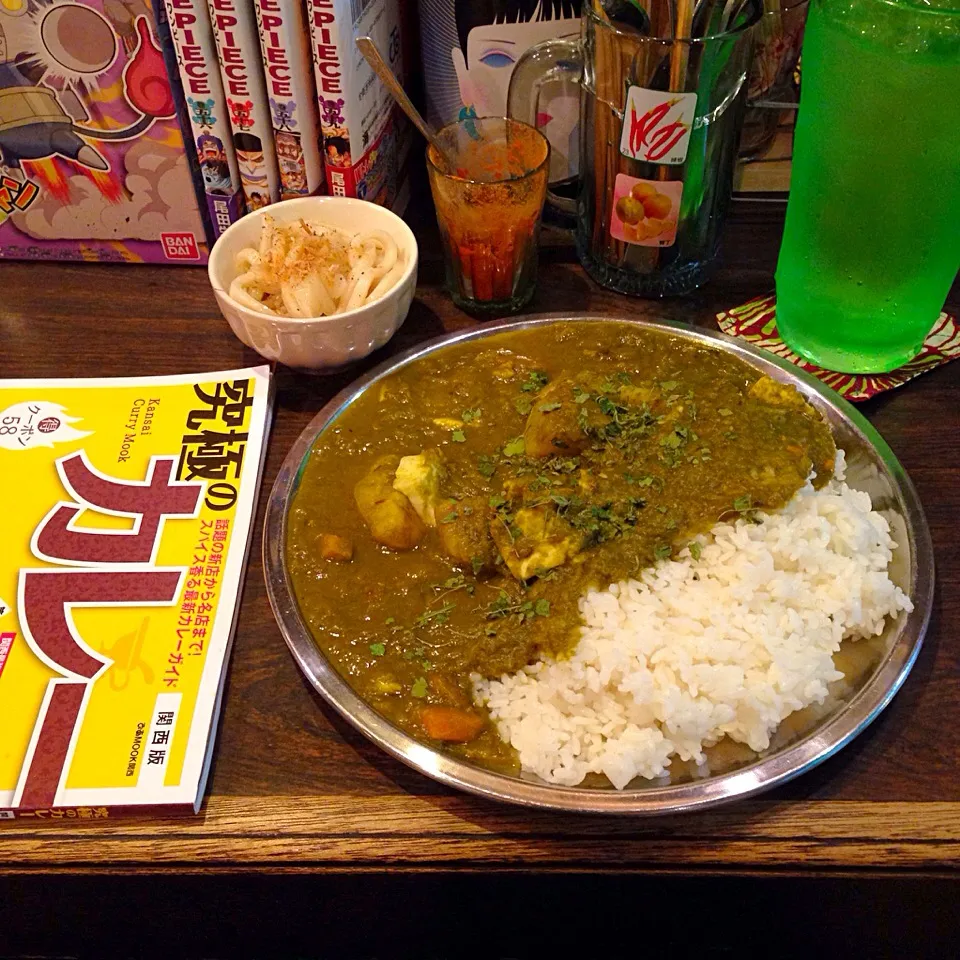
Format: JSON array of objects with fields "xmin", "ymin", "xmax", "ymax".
[{"xmin": 286, "ymin": 323, "xmax": 836, "ymax": 773}]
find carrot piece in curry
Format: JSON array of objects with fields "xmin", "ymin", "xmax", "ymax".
[
  {"xmin": 318, "ymin": 534, "xmax": 353, "ymax": 561},
  {"xmin": 420, "ymin": 706, "xmax": 485, "ymax": 742}
]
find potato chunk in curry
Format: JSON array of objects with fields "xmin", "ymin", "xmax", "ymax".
[
  {"xmin": 393, "ymin": 448, "xmax": 446, "ymax": 527},
  {"xmin": 437, "ymin": 495, "xmax": 497, "ymax": 571},
  {"xmin": 353, "ymin": 456, "xmax": 426, "ymax": 550}
]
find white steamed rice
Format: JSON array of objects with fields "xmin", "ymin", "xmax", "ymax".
[{"xmin": 472, "ymin": 451, "xmax": 914, "ymax": 789}]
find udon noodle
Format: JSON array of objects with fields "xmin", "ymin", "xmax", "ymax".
[{"xmin": 229, "ymin": 215, "xmax": 405, "ymax": 317}]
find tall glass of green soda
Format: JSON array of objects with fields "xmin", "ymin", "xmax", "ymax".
[{"xmin": 775, "ymin": 0, "xmax": 960, "ymax": 373}]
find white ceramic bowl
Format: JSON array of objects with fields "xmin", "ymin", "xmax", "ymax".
[{"xmin": 207, "ymin": 196, "xmax": 418, "ymax": 372}]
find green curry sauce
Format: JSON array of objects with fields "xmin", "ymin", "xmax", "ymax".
[{"xmin": 286, "ymin": 322, "xmax": 837, "ymax": 773}]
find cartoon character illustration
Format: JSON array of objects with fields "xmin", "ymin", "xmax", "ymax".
[
  {"xmin": 0, "ymin": 2, "xmax": 206, "ymax": 248},
  {"xmin": 228, "ymin": 99, "xmax": 255, "ymax": 132},
  {"xmin": 319, "ymin": 97, "xmax": 344, "ymax": 128},
  {"xmin": 0, "ymin": 8, "xmax": 173, "ymax": 182},
  {"xmin": 189, "ymin": 97, "xmax": 217, "ymax": 130},
  {"xmin": 275, "ymin": 130, "xmax": 306, "ymax": 196},
  {"xmin": 324, "ymin": 135, "xmax": 350, "ymax": 169},
  {"xmin": 234, "ymin": 131, "xmax": 269, "ymax": 208},
  {"xmin": 452, "ymin": 0, "xmax": 582, "ymax": 181},
  {"xmin": 270, "ymin": 98, "xmax": 297, "ymax": 132},
  {"xmin": 199, "ymin": 133, "xmax": 225, "ymax": 164},
  {"xmin": 197, "ymin": 132, "xmax": 231, "ymax": 194}
]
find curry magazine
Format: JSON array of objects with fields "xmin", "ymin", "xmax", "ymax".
[{"xmin": 0, "ymin": 366, "xmax": 272, "ymax": 821}]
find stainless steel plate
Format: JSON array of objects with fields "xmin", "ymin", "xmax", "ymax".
[{"xmin": 263, "ymin": 316, "xmax": 934, "ymax": 815}]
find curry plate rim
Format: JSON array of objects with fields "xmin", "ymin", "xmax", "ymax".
[{"xmin": 262, "ymin": 314, "xmax": 934, "ymax": 815}]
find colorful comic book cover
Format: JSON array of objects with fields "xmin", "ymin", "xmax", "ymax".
[
  {"xmin": 254, "ymin": 0, "xmax": 325, "ymax": 199},
  {"xmin": 0, "ymin": 366, "xmax": 272, "ymax": 820},
  {"xmin": 0, "ymin": 0, "xmax": 210, "ymax": 264},
  {"xmin": 207, "ymin": 0, "xmax": 279, "ymax": 210},
  {"xmin": 160, "ymin": 0, "xmax": 246, "ymax": 237},
  {"xmin": 305, "ymin": 0, "xmax": 406, "ymax": 210}
]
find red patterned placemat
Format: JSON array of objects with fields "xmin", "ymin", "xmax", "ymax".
[{"xmin": 717, "ymin": 294, "xmax": 960, "ymax": 402}]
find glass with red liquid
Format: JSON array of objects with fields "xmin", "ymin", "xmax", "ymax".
[{"xmin": 427, "ymin": 117, "xmax": 550, "ymax": 315}]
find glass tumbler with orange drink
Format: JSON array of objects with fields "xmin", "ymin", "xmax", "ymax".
[{"xmin": 426, "ymin": 117, "xmax": 550, "ymax": 315}]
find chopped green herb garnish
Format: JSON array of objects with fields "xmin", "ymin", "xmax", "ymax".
[
  {"xmin": 471, "ymin": 555, "xmax": 484, "ymax": 575},
  {"xmin": 486, "ymin": 590, "xmax": 512, "ymax": 618},
  {"xmin": 733, "ymin": 495, "xmax": 753, "ymax": 512},
  {"xmin": 573, "ymin": 386, "xmax": 591, "ymax": 405},
  {"xmin": 441, "ymin": 510, "xmax": 458, "ymax": 524},
  {"xmin": 414, "ymin": 601, "xmax": 455, "ymax": 629},
  {"xmin": 485, "ymin": 590, "xmax": 550, "ymax": 624},
  {"xmin": 656, "ymin": 505, "xmax": 668, "ymax": 514},
  {"xmin": 411, "ymin": 677, "xmax": 428, "ymax": 698},
  {"xmin": 503, "ymin": 437, "xmax": 526, "ymax": 457},
  {"xmin": 489, "ymin": 494, "xmax": 506, "ymax": 509},
  {"xmin": 625, "ymin": 473, "xmax": 658, "ymax": 488},
  {"xmin": 461, "ymin": 408, "xmax": 481, "ymax": 422},
  {"xmin": 515, "ymin": 397, "xmax": 533, "ymax": 416},
  {"xmin": 450, "ymin": 429, "xmax": 466, "ymax": 443},
  {"xmin": 521, "ymin": 370, "xmax": 549, "ymax": 393},
  {"xmin": 420, "ymin": 660, "xmax": 433, "ymax": 671},
  {"xmin": 718, "ymin": 408, "xmax": 733, "ymax": 417},
  {"xmin": 660, "ymin": 380, "xmax": 679, "ymax": 392},
  {"xmin": 689, "ymin": 541, "xmax": 702, "ymax": 561},
  {"xmin": 661, "ymin": 427, "xmax": 688, "ymax": 449},
  {"xmin": 538, "ymin": 402, "xmax": 562, "ymax": 413},
  {"xmin": 596, "ymin": 395, "xmax": 617, "ymax": 417},
  {"xmin": 369, "ymin": 642, "xmax": 385, "ymax": 656},
  {"xmin": 654, "ymin": 544, "xmax": 672, "ymax": 561},
  {"xmin": 384, "ymin": 617, "xmax": 395, "ymax": 625},
  {"xmin": 477, "ymin": 455, "xmax": 497, "ymax": 478}
]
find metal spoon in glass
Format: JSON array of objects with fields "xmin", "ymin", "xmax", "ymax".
[{"xmin": 355, "ymin": 36, "xmax": 453, "ymax": 173}]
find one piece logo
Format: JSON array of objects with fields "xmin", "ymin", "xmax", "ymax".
[{"xmin": 619, "ymin": 87, "xmax": 698, "ymax": 166}]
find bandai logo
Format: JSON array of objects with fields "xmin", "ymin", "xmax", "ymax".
[{"xmin": 161, "ymin": 232, "xmax": 201, "ymax": 261}]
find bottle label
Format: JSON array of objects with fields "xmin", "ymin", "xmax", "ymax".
[
  {"xmin": 610, "ymin": 174, "xmax": 682, "ymax": 247},
  {"xmin": 619, "ymin": 86, "xmax": 698, "ymax": 166}
]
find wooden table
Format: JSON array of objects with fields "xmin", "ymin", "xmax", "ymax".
[{"xmin": 1, "ymin": 202, "xmax": 958, "ymax": 957}]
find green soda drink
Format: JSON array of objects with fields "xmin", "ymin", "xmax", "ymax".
[{"xmin": 776, "ymin": 0, "xmax": 960, "ymax": 373}]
